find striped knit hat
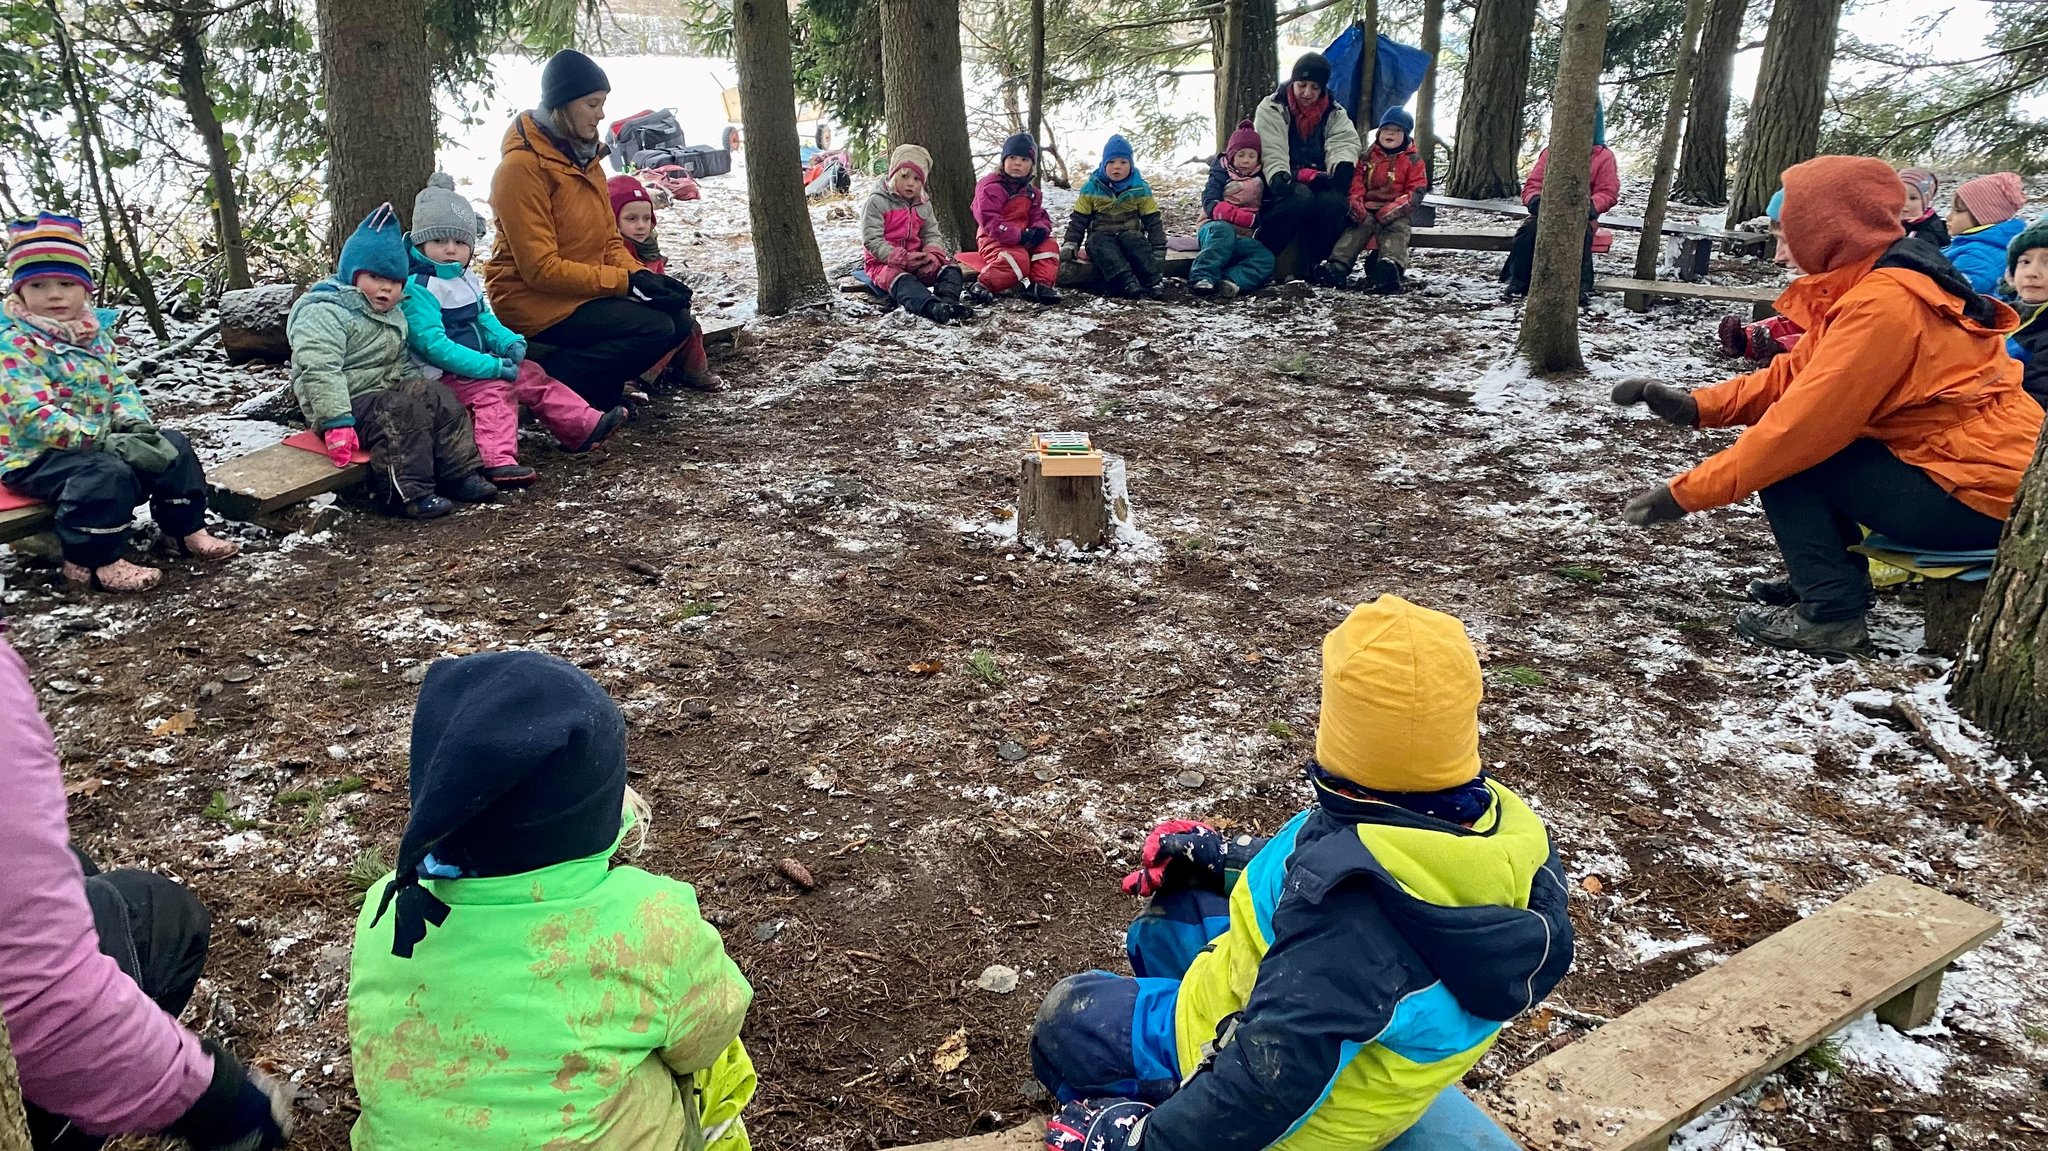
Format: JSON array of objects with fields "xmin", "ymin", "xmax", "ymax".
[{"xmin": 6, "ymin": 213, "xmax": 94, "ymax": 293}]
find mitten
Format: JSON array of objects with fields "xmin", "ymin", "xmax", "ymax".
[
  {"xmin": 1046, "ymin": 1098, "xmax": 1152, "ymax": 1151},
  {"xmin": 322, "ymin": 427, "xmax": 360, "ymax": 469},
  {"xmin": 111, "ymin": 412, "xmax": 157, "ymax": 434},
  {"xmin": 629, "ymin": 269, "xmax": 680, "ymax": 303},
  {"xmin": 1622, "ymin": 484, "xmax": 1686, "ymax": 525},
  {"xmin": 1377, "ymin": 194, "xmax": 1410, "ymax": 223},
  {"xmin": 1296, "ymin": 167, "xmax": 1320, "ymax": 184},
  {"xmin": 1021, "ymin": 226, "xmax": 1049, "ymax": 247},
  {"xmin": 505, "ymin": 339, "xmax": 528, "ymax": 363},
  {"xmin": 1329, "ymin": 161, "xmax": 1355, "ymax": 189},
  {"xmin": 1609, "ymin": 377, "xmax": 1699, "ymax": 426},
  {"xmin": 886, "ymin": 247, "xmax": 914, "ymax": 270},
  {"xmin": 497, "ymin": 357, "xmax": 522, "ymax": 381},
  {"xmin": 1348, "ymin": 200, "xmax": 1368, "ymax": 225},
  {"xmin": 1122, "ymin": 820, "xmax": 1229, "ymax": 896},
  {"xmin": 1268, "ymin": 170, "xmax": 1295, "ymax": 195}
]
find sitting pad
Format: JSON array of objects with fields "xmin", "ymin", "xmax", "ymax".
[
  {"xmin": 1852, "ymin": 532, "xmax": 1999, "ymax": 582},
  {"xmin": 0, "ymin": 482, "xmax": 40, "ymax": 511},
  {"xmin": 281, "ymin": 429, "xmax": 370, "ymax": 465},
  {"xmin": 1592, "ymin": 228, "xmax": 1615, "ymax": 254},
  {"xmin": 849, "ymin": 266, "xmax": 887, "ymax": 298}
]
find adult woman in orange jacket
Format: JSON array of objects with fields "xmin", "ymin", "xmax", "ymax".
[{"xmin": 1616, "ymin": 155, "xmax": 2044, "ymax": 657}]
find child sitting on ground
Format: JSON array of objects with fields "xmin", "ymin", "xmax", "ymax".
[
  {"xmin": 1899, "ymin": 168, "xmax": 1949, "ymax": 247},
  {"xmin": 349, "ymin": 650, "xmax": 756, "ymax": 1150},
  {"xmin": 288, "ymin": 204, "xmax": 496, "ymax": 520},
  {"xmin": 1191, "ymin": 120, "xmax": 1274, "ymax": 299},
  {"xmin": 2000, "ymin": 216, "xmax": 2048, "ymax": 405},
  {"xmin": 861, "ymin": 144, "xmax": 972, "ymax": 325},
  {"xmin": 1063, "ymin": 135, "xmax": 1168, "ymax": 299},
  {"xmin": 1717, "ymin": 189, "xmax": 1806, "ymax": 362},
  {"xmin": 1326, "ymin": 107, "xmax": 1429, "ymax": 293},
  {"xmin": 403, "ymin": 173, "xmax": 627, "ymax": 490},
  {"xmin": 1031, "ymin": 596, "xmax": 1573, "ymax": 1151},
  {"xmin": 971, "ymin": 133, "xmax": 1062, "ymax": 305},
  {"xmin": 0, "ymin": 213, "xmax": 239, "ymax": 593},
  {"xmin": 607, "ymin": 175, "xmax": 720, "ymax": 391},
  {"xmin": 1943, "ymin": 172, "xmax": 2028, "ymax": 294}
]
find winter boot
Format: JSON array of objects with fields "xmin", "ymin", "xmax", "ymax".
[
  {"xmin": 1716, "ymin": 314, "xmax": 1747, "ymax": 358},
  {"xmin": 405, "ymin": 494, "xmax": 455, "ymax": 520},
  {"xmin": 483, "ymin": 464, "xmax": 539, "ymax": 488},
  {"xmin": 665, "ymin": 325, "xmax": 725, "ymax": 392},
  {"xmin": 443, "ymin": 473, "xmax": 500, "ymax": 504},
  {"xmin": 922, "ymin": 299, "xmax": 960, "ymax": 325},
  {"xmin": 1315, "ymin": 259, "xmax": 1351, "ymax": 287},
  {"xmin": 967, "ymin": 282, "xmax": 997, "ymax": 306},
  {"xmin": 1746, "ymin": 323, "xmax": 1787, "ymax": 362},
  {"xmin": 1217, "ymin": 280, "xmax": 1242, "ymax": 299},
  {"xmin": 570, "ymin": 406, "xmax": 629, "ymax": 454},
  {"xmin": 1745, "ymin": 578, "xmax": 1800, "ymax": 607},
  {"xmin": 1028, "ymin": 283, "xmax": 1062, "ymax": 305},
  {"xmin": 1369, "ymin": 260, "xmax": 1403, "ymax": 295},
  {"xmin": 1733, "ymin": 604, "xmax": 1872, "ymax": 659},
  {"xmin": 1190, "ymin": 278, "xmax": 1217, "ymax": 296},
  {"xmin": 1144, "ymin": 280, "xmax": 1166, "ymax": 301},
  {"xmin": 1112, "ymin": 273, "xmax": 1144, "ymax": 298}
]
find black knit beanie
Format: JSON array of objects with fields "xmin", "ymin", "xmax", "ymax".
[
  {"xmin": 540, "ymin": 49, "xmax": 611, "ymax": 110},
  {"xmin": 1291, "ymin": 52, "xmax": 1332, "ymax": 88},
  {"xmin": 1001, "ymin": 132, "xmax": 1037, "ymax": 162},
  {"xmin": 371, "ymin": 650, "xmax": 629, "ymax": 957}
]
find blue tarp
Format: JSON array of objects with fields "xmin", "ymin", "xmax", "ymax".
[{"xmin": 1323, "ymin": 23, "xmax": 1433, "ymax": 128}]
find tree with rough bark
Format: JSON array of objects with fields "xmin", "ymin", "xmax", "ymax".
[
  {"xmin": 1674, "ymin": 0, "xmax": 1745, "ymax": 204},
  {"xmin": 1635, "ymin": 0, "xmax": 1707, "ymax": 281},
  {"xmin": 1726, "ymin": 0, "xmax": 1842, "ymax": 223},
  {"xmin": 1, "ymin": 1007, "xmax": 27, "ymax": 1151},
  {"xmin": 881, "ymin": 0, "xmax": 976, "ymax": 248},
  {"xmin": 1518, "ymin": 0, "xmax": 1609, "ymax": 374},
  {"xmin": 1213, "ymin": 0, "xmax": 1279, "ymax": 151},
  {"xmin": 1953, "ymin": 436, "xmax": 2048, "ymax": 764},
  {"xmin": 1446, "ymin": 0, "xmax": 1539, "ymax": 200},
  {"xmin": 734, "ymin": 0, "xmax": 829, "ymax": 315},
  {"xmin": 1416, "ymin": 0, "xmax": 1442, "ymax": 179},
  {"xmin": 315, "ymin": 0, "xmax": 434, "ymax": 255}
]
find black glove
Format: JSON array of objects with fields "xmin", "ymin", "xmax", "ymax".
[
  {"xmin": 1328, "ymin": 161, "xmax": 1355, "ymax": 190},
  {"xmin": 1021, "ymin": 226, "xmax": 1049, "ymax": 247},
  {"xmin": 1610, "ymin": 377, "xmax": 1699, "ymax": 427},
  {"xmin": 1269, "ymin": 170, "xmax": 1295, "ymax": 196},
  {"xmin": 628, "ymin": 270, "xmax": 687, "ymax": 312},
  {"xmin": 168, "ymin": 1040, "xmax": 291, "ymax": 1150},
  {"xmin": 667, "ymin": 276, "xmax": 694, "ymax": 313},
  {"xmin": 1622, "ymin": 484, "xmax": 1687, "ymax": 526}
]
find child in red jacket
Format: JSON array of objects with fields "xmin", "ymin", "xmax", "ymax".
[
  {"xmin": 1500, "ymin": 103, "xmax": 1620, "ymax": 301},
  {"xmin": 971, "ymin": 133, "xmax": 1061, "ymax": 304},
  {"xmin": 607, "ymin": 175, "xmax": 718, "ymax": 391},
  {"xmin": 1325, "ymin": 108, "xmax": 1428, "ymax": 293}
]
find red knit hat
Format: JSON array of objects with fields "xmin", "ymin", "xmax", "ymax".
[
  {"xmin": 1953, "ymin": 172, "xmax": 2026, "ymax": 227},
  {"xmin": 606, "ymin": 175, "xmax": 653, "ymax": 222},
  {"xmin": 1224, "ymin": 119, "xmax": 1261, "ymax": 160},
  {"xmin": 1779, "ymin": 156, "xmax": 1905, "ymax": 274}
]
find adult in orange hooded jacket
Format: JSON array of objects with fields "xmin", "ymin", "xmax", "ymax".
[
  {"xmin": 1616, "ymin": 155, "xmax": 2044, "ymax": 657},
  {"xmin": 483, "ymin": 51, "xmax": 693, "ymax": 409}
]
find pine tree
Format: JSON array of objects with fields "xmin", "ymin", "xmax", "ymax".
[
  {"xmin": 881, "ymin": 0, "xmax": 976, "ymax": 248},
  {"xmin": 1213, "ymin": 0, "xmax": 1279, "ymax": 151},
  {"xmin": 1726, "ymin": 0, "xmax": 1842, "ymax": 223},
  {"xmin": 734, "ymin": 0, "xmax": 830, "ymax": 314},
  {"xmin": 1445, "ymin": 0, "xmax": 1540, "ymax": 199},
  {"xmin": 1673, "ymin": 0, "xmax": 1746, "ymax": 205},
  {"xmin": 315, "ymin": 0, "xmax": 434, "ymax": 252},
  {"xmin": 1953, "ymin": 437, "xmax": 2048, "ymax": 763},
  {"xmin": 1518, "ymin": 0, "xmax": 1610, "ymax": 373}
]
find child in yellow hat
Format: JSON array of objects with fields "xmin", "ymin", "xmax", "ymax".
[{"xmin": 1031, "ymin": 596, "xmax": 1572, "ymax": 1151}]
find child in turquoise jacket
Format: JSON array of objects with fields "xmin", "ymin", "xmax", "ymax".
[{"xmin": 348, "ymin": 650, "xmax": 757, "ymax": 1151}]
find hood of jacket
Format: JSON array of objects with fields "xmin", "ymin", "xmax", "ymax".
[
  {"xmin": 500, "ymin": 111, "xmax": 607, "ymax": 172},
  {"xmin": 1874, "ymin": 235, "xmax": 2009, "ymax": 331},
  {"xmin": 407, "ymin": 244, "xmax": 470, "ymax": 281}
]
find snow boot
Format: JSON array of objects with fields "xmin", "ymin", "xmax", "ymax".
[
  {"xmin": 1314, "ymin": 259, "xmax": 1351, "ymax": 287},
  {"xmin": 1716, "ymin": 314, "xmax": 1747, "ymax": 358},
  {"xmin": 570, "ymin": 406, "xmax": 629, "ymax": 454},
  {"xmin": 1745, "ymin": 578, "xmax": 1800, "ymax": 606},
  {"xmin": 483, "ymin": 464, "xmax": 539, "ymax": 488},
  {"xmin": 1746, "ymin": 323, "xmax": 1787, "ymax": 362},
  {"xmin": 1190, "ymin": 278, "xmax": 1217, "ymax": 296},
  {"xmin": 664, "ymin": 324, "xmax": 725, "ymax": 392},
  {"xmin": 1112, "ymin": 273, "xmax": 1144, "ymax": 298},
  {"xmin": 1144, "ymin": 280, "xmax": 1166, "ymax": 301},
  {"xmin": 1027, "ymin": 282, "xmax": 1063, "ymax": 305},
  {"xmin": 922, "ymin": 299, "xmax": 960, "ymax": 325},
  {"xmin": 443, "ymin": 473, "xmax": 500, "ymax": 504},
  {"xmin": 967, "ymin": 282, "xmax": 997, "ymax": 306},
  {"xmin": 1217, "ymin": 280, "xmax": 1242, "ymax": 299},
  {"xmin": 1369, "ymin": 260, "xmax": 1404, "ymax": 294},
  {"xmin": 1733, "ymin": 604, "xmax": 1872, "ymax": 659},
  {"xmin": 405, "ymin": 494, "xmax": 455, "ymax": 520}
]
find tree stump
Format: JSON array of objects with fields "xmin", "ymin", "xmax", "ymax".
[
  {"xmin": 1921, "ymin": 579, "xmax": 1987, "ymax": 660},
  {"xmin": 218, "ymin": 283, "xmax": 302, "ymax": 364},
  {"xmin": 1018, "ymin": 454, "xmax": 1108, "ymax": 549}
]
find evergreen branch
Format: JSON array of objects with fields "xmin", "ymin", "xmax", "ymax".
[{"xmin": 1874, "ymin": 67, "xmax": 2048, "ymax": 146}]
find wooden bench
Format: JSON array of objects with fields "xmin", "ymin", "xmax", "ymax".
[
  {"xmin": 0, "ymin": 504, "xmax": 51, "ymax": 545},
  {"xmin": 1488, "ymin": 875, "xmax": 1999, "ymax": 1151},
  {"xmin": 1594, "ymin": 276, "xmax": 1780, "ymax": 319},
  {"xmin": 1412, "ymin": 226, "xmax": 1517, "ymax": 252},
  {"xmin": 1425, "ymin": 194, "xmax": 1769, "ymax": 279}
]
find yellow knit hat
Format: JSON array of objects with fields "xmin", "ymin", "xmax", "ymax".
[{"xmin": 1314, "ymin": 596, "xmax": 1483, "ymax": 792}]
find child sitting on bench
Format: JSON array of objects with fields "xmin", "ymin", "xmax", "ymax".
[
  {"xmin": 1326, "ymin": 107, "xmax": 1428, "ymax": 294},
  {"xmin": 1062, "ymin": 135, "xmax": 1168, "ymax": 300},
  {"xmin": 1942, "ymin": 172, "xmax": 2028, "ymax": 295},
  {"xmin": 1899, "ymin": 168, "xmax": 1949, "ymax": 248},
  {"xmin": 348, "ymin": 651, "xmax": 757, "ymax": 1151},
  {"xmin": 861, "ymin": 144, "xmax": 972, "ymax": 325},
  {"xmin": 1031, "ymin": 596, "xmax": 1573, "ymax": 1151},
  {"xmin": 0, "ymin": 213, "xmax": 239, "ymax": 593},
  {"xmin": 1718, "ymin": 188, "xmax": 1805, "ymax": 362},
  {"xmin": 608, "ymin": 175, "xmax": 721, "ymax": 391},
  {"xmin": 288, "ymin": 204, "xmax": 497, "ymax": 520},
  {"xmin": 972, "ymin": 133, "xmax": 1062, "ymax": 304},
  {"xmin": 1190, "ymin": 120, "xmax": 1274, "ymax": 299},
  {"xmin": 403, "ymin": 173, "xmax": 627, "ymax": 490}
]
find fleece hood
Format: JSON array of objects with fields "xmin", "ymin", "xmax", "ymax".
[{"xmin": 1780, "ymin": 156, "xmax": 1906, "ymax": 274}]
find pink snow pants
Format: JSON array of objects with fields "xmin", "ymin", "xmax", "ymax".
[{"xmin": 444, "ymin": 361, "xmax": 602, "ymax": 467}]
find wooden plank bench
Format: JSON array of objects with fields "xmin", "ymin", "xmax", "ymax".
[
  {"xmin": 1489, "ymin": 875, "xmax": 2000, "ymax": 1151},
  {"xmin": 1425, "ymin": 194, "xmax": 1769, "ymax": 279},
  {"xmin": 1594, "ymin": 275, "xmax": 1780, "ymax": 319},
  {"xmin": 1412, "ymin": 226, "xmax": 1517, "ymax": 252},
  {"xmin": 0, "ymin": 503, "xmax": 52, "ymax": 545}
]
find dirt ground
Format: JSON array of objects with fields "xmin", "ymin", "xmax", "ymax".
[{"xmin": 7, "ymin": 164, "xmax": 2047, "ymax": 1151}]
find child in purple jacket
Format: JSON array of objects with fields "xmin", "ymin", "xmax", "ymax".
[{"xmin": 972, "ymin": 133, "xmax": 1062, "ymax": 304}]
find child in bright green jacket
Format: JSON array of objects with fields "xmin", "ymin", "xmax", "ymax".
[
  {"xmin": 1061, "ymin": 135, "xmax": 1168, "ymax": 299},
  {"xmin": 347, "ymin": 650, "xmax": 757, "ymax": 1151}
]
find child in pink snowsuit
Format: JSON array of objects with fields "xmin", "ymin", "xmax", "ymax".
[
  {"xmin": 972, "ymin": 133, "xmax": 1061, "ymax": 304},
  {"xmin": 401, "ymin": 174, "xmax": 625, "ymax": 487},
  {"xmin": 861, "ymin": 144, "xmax": 972, "ymax": 324}
]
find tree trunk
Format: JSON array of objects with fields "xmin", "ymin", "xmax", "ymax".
[
  {"xmin": 1213, "ymin": 0, "xmax": 1278, "ymax": 151},
  {"xmin": 1027, "ymin": 0, "xmax": 1045, "ymax": 163},
  {"xmin": 735, "ymin": 0, "xmax": 830, "ymax": 315},
  {"xmin": 1953, "ymin": 435, "xmax": 2048, "ymax": 763},
  {"xmin": 1634, "ymin": 0, "xmax": 1708, "ymax": 281},
  {"xmin": 1674, "ymin": 0, "xmax": 1745, "ymax": 205},
  {"xmin": 315, "ymin": 0, "xmax": 435, "ymax": 257},
  {"xmin": 1357, "ymin": 0, "xmax": 1378, "ymax": 128},
  {"xmin": 1445, "ymin": 0, "xmax": 1539, "ymax": 200},
  {"xmin": 1726, "ymin": 0, "xmax": 1841, "ymax": 224},
  {"xmin": 172, "ymin": 16, "xmax": 251, "ymax": 291},
  {"xmin": 1518, "ymin": 0, "xmax": 1609, "ymax": 374},
  {"xmin": 1416, "ymin": 0, "xmax": 1442, "ymax": 181},
  {"xmin": 881, "ymin": 0, "xmax": 976, "ymax": 248},
  {"xmin": 0, "ymin": 1007, "xmax": 28, "ymax": 1151}
]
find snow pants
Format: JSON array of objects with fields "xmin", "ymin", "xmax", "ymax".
[
  {"xmin": 1085, "ymin": 232, "xmax": 1162, "ymax": 294},
  {"xmin": 886, "ymin": 264, "xmax": 966, "ymax": 317},
  {"xmin": 1501, "ymin": 196, "xmax": 1594, "ymax": 296},
  {"xmin": 2, "ymin": 430, "xmax": 208, "ymax": 567},
  {"xmin": 1761, "ymin": 438, "xmax": 2004, "ymax": 622},
  {"xmin": 444, "ymin": 361, "xmax": 603, "ymax": 468},
  {"xmin": 1190, "ymin": 223, "xmax": 1275, "ymax": 292},
  {"xmin": 1331, "ymin": 215, "xmax": 1415, "ymax": 270},
  {"xmin": 26, "ymin": 857, "xmax": 211, "ymax": 1151},
  {"xmin": 533, "ymin": 297, "xmax": 688, "ymax": 409},
  {"xmin": 352, "ymin": 377, "xmax": 486, "ymax": 503},
  {"xmin": 1257, "ymin": 181, "xmax": 1350, "ymax": 274},
  {"xmin": 976, "ymin": 234, "xmax": 1060, "ymax": 293},
  {"xmin": 1028, "ymin": 886, "xmax": 1521, "ymax": 1151}
]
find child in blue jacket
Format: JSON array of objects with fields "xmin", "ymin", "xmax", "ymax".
[
  {"xmin": 2000, "ymin": 215, "xmax": 2048, "ymax": 406},
  {"xmin": 1943, "ymin": 172, "xmax": 2027, "ymax": 294},
  {"xmin": 1031, "ymin": 596, "xmax": 1573, "ymax": 1151}
]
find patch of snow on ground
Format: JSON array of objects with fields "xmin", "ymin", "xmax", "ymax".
[{"xmin": 1832, "ymin": 1011, "xmax": 1952, "ymax": 1094}]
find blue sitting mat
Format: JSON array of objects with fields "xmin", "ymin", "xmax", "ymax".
[
  {"xmin": 1383, "ymin": 1087, "xmax": 1522, "ymax": 1151},
  {"xmin": 1858, "ymin": 534, "xmax": 1999, "ymax": 578},
  {"xmin": 850, "ymin": 266, "xmax": 888, "ymax": 299},
  {"xmin": 1323, "ymin": 23, "xmax": 1433, "ymax": 132}
]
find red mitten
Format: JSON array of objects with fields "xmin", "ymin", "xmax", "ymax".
[
  {"xmin": 1120, "ymin": 819, "xmax": 1220, "ymax": 896},
  {"xmin": 1349, "ymin": 200, "xmax": 1368, "ymax": 225},
  {"xmin": 1377, "ymin": 194, "xmax": 1411, "ymax": 224},
  {"xmin": 1296, "ymin": 167, "xmax": 1320, "ymax": 184},
  {"xmin": 321, "ymin": 427, "xmax": 359, "ymax": 469},
  {"xmin": 886, "ymin": 247, "xmax": 914, "ymax": 270}
]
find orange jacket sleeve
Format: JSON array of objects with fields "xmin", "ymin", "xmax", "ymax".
[
  {"xmin": 1671, "ymin": 296, "xmax": 1902, "ymax": 512},
  {"xmin": 491, "ymin": 154, "xmax": 632, "ymax": 300}
]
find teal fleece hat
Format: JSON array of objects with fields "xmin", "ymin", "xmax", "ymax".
[{"xmin": 337, "ymin": 203, "xmax": 409, "ymax": 285}]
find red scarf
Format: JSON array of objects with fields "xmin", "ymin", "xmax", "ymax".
[{"xmin": 1286, "ymin": 88, "xmax": 1330, "ymax": 140}]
